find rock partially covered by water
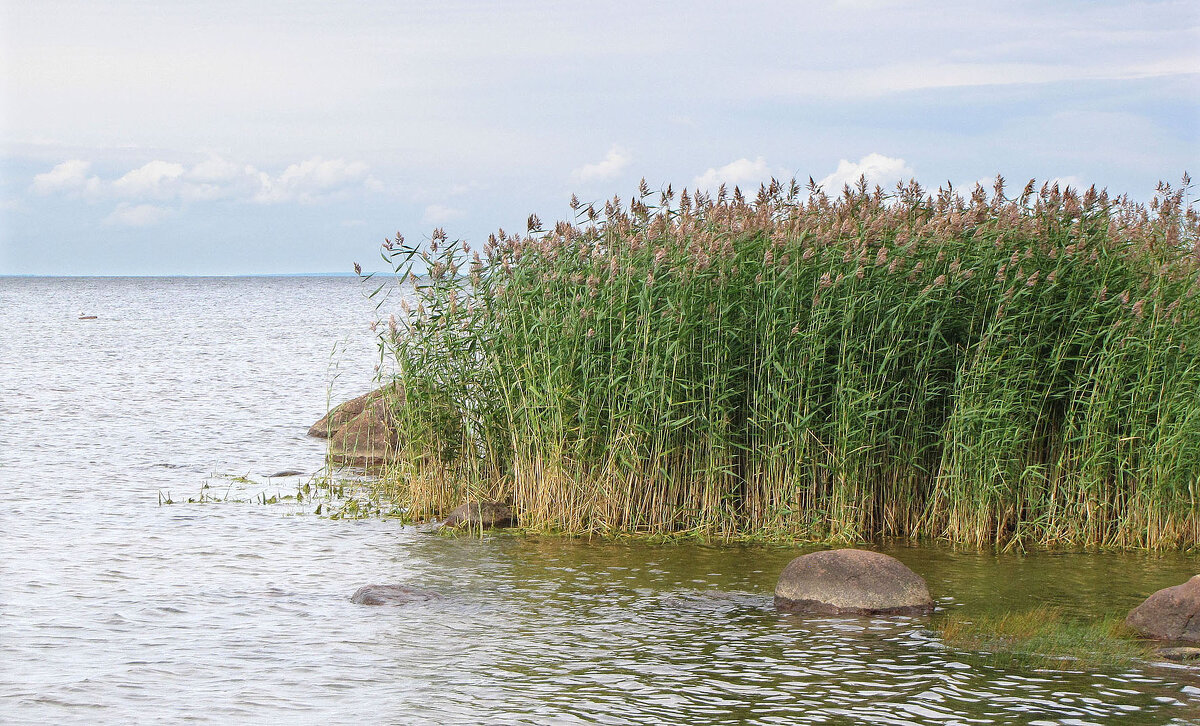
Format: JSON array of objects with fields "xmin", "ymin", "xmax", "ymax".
[
  {"xmin": 350, "ymin": 585, "xmax": 442, "ymax": 606},
  {"xmin": 441, "ymin": 501, "xmax": 515, "ymax": 529},
  {"xmin": 1157, "ymin": 646, "xmax": 1200, "ymax": 662},
  {"xmin": 1126, "ymin": 575, "xmax": 1200, "ymax": 643},
  {"xmin": 774, "ymin": 549, "xmax": 934, "ymax": 615},
  {"xmin": 308, "ymin": 383, "xmax": 402, "ymax": 466}
]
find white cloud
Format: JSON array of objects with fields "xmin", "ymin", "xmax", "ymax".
[
  {"xmin": 692, "ymin": 157, "xmax": 775, "ymax": 192},
  {"xmin": 571, "ymin": 145, "xmax": 632, "ymax": 184},
  {"xmin": 447, "ymin": 181, "xmax": 485, "ymax": 196},
  {"xmin": 112, "ymin": 160, "xmax": 186, "ymax": 199},
  {"xmin": 1048, "ymin": 175, "xmax": 1086, "ymax": 192},
  {"xmin": 187, "ymin": 156, "xmax": 244, "ymax": 183},
  {"xmin": 31, "ymin": 160, "xmax": 95, "ymax": 194},
  {"xmin": 103, "ymin": 203, "xmax": 171, "ymax": 227},
  {"xmin": 817, "ymin": 153, "xmax": 914, "ymax": 192},
  {"xmin": 421, "ymin": 204, "xmax": 464, "ymax": 225},
  {"xmin": 30, "ymin": 155, "xmax": 378, "ymax": 206},
  {"xmin": 255, "ymin": 157, "xmax": 371, "ymax": 203},
  {"xmin": 764, "ymin": 55, "xmax": 1200, "ymax": 100}
]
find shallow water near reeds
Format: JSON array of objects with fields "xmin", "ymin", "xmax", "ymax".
[{"xmin": 1, "ymin": 276, "xmax": 1198, "ymax": 725}]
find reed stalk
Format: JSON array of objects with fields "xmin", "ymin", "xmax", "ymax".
[{"xmin": 368, "ymin": 175, "xmax": 1200, "ymax": 548}]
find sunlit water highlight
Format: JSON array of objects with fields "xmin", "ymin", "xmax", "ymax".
[{"xmin": 1, "ymin": 276, "xmax": 1197, "ymax": 724}]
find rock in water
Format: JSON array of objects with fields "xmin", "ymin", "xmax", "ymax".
[
  {"xmin": 308, "ymin": 383, "xmax": 402, "ymax": 439},
  {"xmin": 350, "ymin": 585, "xmax": 442, "ymax": 606},
  {"xmin": 308, "ymin": 383, "xmax": 403, "ymax": 466},
  {"xmin": 441, "ymin": 501, "xmax": 515, "ymax": 529},
  {"xmin": 774, "ymin": 549, "xmax": 934, "ymax": 615},
  {"xmin": 308, "ymin": 390, "xmax": 375, "ymax": 438},
  {"xmin": 1126, "ymin": 575, "xmax": 1200, "ymax": 643},
  {"xmin": 1157, "ymin": 646, "xmax": 1200, "ymax": 661},
  {"xmin": 328, "ymin": 397, "xmax": 396, "ymax": 466}
]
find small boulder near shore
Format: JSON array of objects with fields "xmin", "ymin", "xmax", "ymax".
[
  {"xmin": 441, "ymin": 501, "xmax": 515, "ymax": 530},
  {"xmin": 1126, "ymin": 575, "xmax": 1200, "ymax": 643},
  {"xmin": 350, "ymin": 585, "xmax": 442, "ymax": 606},
  {"xmin": 774, "ymin": 549, "xmax": 934, "ymax": 615},
  {"xmin": 308, "ymin": 384, "xmax": 401, "ymax": 438},
  {"xmin": 308, "ymin": 383, "xmax": 402, "ymax": 466}
]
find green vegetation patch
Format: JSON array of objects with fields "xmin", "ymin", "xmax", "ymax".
[
  {"xmin": 937, "ymin": 606, "xmax": 1153, "ymax": 669},
  {"xmin": 367, "ymin": 176, "xmax": 1200, "ymax": 548}
]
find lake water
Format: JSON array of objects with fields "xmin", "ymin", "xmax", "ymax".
[{"xmin": 1, "ymin": 276, "xmax": 1198, "ymax": 725}]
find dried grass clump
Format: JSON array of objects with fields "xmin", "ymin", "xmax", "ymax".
[{"xmin": 370, "ymin": 174, "xmax": 1200, "ymax": 548}]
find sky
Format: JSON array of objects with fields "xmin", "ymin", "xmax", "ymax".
[{"xmin": 1, "ymin": 0, "xmax": 1197, "ymax": 275}]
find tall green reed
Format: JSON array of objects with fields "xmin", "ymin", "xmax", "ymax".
[{"xmin": 370, "ymin": 175, "xmax": 1200, "ymax": 548}]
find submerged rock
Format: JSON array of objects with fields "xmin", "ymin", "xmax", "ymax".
[
  {"xmin": 441, "ymin": 501, "xmax": 515, "ymax": 530},
  {"xmin": 308, "ymin": 384, "xmax": 402, "ymax": 466},
  {"xmin": 1156, "ymin": 646, "xmax": 1200, "ymax": 662},
  {"xmin": 1126, "ymin": 575, "xmax": 1200, "ymax": 643},
  {"xmin": 660, "ymin": 590, "xmax": 769, "ymax": 613},
  {"xmin": 350, "ymin": 584, "xmax": 442, "ymax": 606},
  {"xmin": 267, "ymin": 470, "xmax": 305, "ymax": 478},
  {"xmin": 774, "ymin": 548, "xmax": 934, "ymax": 615}
]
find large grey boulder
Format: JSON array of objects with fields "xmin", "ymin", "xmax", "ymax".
[
  {"xmin": 774, "ymin": 549, "xmax": 934, "ymax": 615},
  {"xmin": 350, "ymin": 585, "xmax": 442, "ymax": 606},
  {"xmin": 1126, "ymin": 575, "xmax": 1200, "ymax": 643},
  {"xmin": 441, "ymin": 501, "xmax": 515, "ymax": 530}
]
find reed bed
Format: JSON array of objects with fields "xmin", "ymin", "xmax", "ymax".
[{"xmin": 370, "ymin": 175, "xmax": 1200, "ymax": 548}]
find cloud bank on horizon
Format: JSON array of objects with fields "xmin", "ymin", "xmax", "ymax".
[
  {"xmin": 1, "ymin": 0, "xmax": 1197, "ymax": 274},
  {"xmin": 33, "ymin": 156, "xmax": 378, "ymax": 209}
]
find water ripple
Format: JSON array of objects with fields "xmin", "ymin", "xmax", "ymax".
[{"xmin": 1, "ymin": 277, "xmax": 1198, "ymax": 724}]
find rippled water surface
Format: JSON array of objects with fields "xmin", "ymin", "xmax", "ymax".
[{"xmin": 1, "ymin": 276, "xmax": 1198, "ymax": 725}]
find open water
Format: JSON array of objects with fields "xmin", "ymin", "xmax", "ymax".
[{"xmin": 1, "ymin": 276, "xmax": 1198, "ymax": 725}]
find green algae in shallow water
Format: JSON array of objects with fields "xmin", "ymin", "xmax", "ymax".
[{"xmin": 936, "ymin": 606, "xmax": 1154, "ymax": 670}]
